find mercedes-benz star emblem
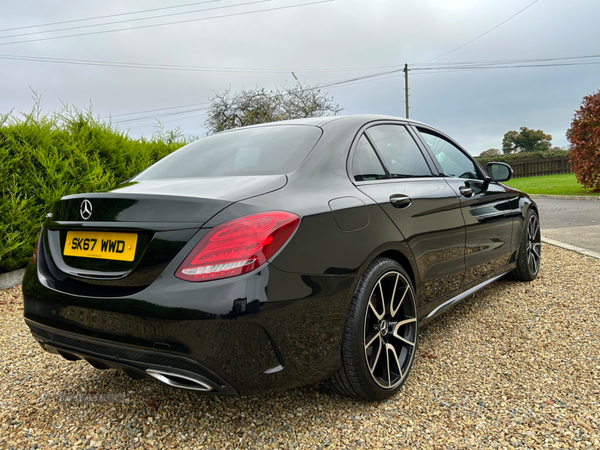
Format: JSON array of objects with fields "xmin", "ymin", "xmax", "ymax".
[{"xmin": 80, "ymin": 199, "xmax": 93, "ymax": 220}]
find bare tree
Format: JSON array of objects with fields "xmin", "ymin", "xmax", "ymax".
[{"xmin": 205, "ymin": 78, "xmax": 342, "ymax": 134}]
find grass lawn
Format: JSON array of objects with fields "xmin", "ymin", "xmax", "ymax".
[{"xmin": 503, "ymin": 173, "xmax": 600, "ymax": 196}]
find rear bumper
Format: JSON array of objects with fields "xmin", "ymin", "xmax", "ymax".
[
  {"xmin": 22, "ymin": 259, "xmax": 356, "ymax": 395},
  {"xmin": 27, "ymin": 320, "xmax": 237, "ymax": 394}
]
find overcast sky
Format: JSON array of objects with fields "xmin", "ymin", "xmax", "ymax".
[{"xmin": 1, "ymin": 0, "xmax": 598, "ymax": 155}]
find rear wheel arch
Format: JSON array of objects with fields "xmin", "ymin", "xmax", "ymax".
[
  {"xmin": 350, "ymin": 247, "xmax": 419, "ymax": 302},
  {"xmin": 377, "ymin": 250, "xmax": 417, "ymax": 293}
]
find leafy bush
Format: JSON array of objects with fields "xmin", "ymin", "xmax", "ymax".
[
  {"xmin": 479, "ymin": 148, "xmax": 502, "ymax": 158},
  {"xmin": 0, "ymin": 103, "xmax": 186, "ymax": 272},
  {"xmin": 568, "ymin": 90, "xmax": 600, "ymax": 192},
  {"xmin": 475, "ymin": 149, "xmax": 570, "ymax": 167}
]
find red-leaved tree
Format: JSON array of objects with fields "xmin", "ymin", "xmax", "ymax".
[{"xmin": 568, "ymin": 90, "xmax": 600, "ymax": 192}]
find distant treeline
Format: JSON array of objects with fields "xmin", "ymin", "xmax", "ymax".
[{"xmin": 475, "ymin": 149, "xmax": 570, "ymax": 166}]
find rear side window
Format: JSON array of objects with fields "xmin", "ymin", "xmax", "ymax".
[
  {"xmin": 352, "ymin": 135, "xmax": 387, "ymax": 181},
  {"xmin": 366, "ymin": 125, "xmax": 432, "ymax": 178},
  {"xmin": 134, "ymin": 125, "xmax": 322, "ymax": 179}
]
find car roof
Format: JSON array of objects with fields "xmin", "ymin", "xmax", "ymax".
[{"xmin": 234, "ymin": 114, "xmax": 428, "ymax": 129}]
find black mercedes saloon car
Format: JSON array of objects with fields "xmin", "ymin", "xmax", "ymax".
[{"xmin": 22, "ymin": 115, "xmax": 541, "ymax": 400}]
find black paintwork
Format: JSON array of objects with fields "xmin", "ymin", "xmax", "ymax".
[{"xmin": 22, "ymin": 115, "xmax": 536, "ymax": 396}]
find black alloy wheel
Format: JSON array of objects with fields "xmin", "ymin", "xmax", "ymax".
[
  {"xmin": 525, "ymin": 212, "xmax": 542, "ymax": 276},
  {"xmin": 508, "ymin": 209, "xmax": 542, "ymax": 282},
  {"xmin": 363, "ymin": 270, "xmax": 417, "ymax": 389},
  {"xmin": 329, "ymin": 258, "xmax": 418, "ymax": 400}
]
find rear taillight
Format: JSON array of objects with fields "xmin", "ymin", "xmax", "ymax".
[
  {"xmin": 32, "ymin": 230, "xmax": 42, "ymax": 263},
  {"xmin": 175, "ymin": 211, "xmax": 300, "ymax": 282}
]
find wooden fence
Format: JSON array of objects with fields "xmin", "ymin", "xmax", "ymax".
[{"xmin": 508, "ymin": 156, "xmax": 572, "ymax": 178}]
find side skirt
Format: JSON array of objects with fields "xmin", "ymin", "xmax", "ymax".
[{"xmin": 418, "ymin": 266, "xmax": 514, "ymax": 325}]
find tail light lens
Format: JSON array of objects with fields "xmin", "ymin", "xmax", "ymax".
[
  {"xmin": 32, "ymin": 230, "xmax": 42, "ymax": 264},
  {"xmin": 175, "ymin": 211, "xmax": 300, "ymax": 282}
]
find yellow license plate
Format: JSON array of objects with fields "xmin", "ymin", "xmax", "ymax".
[{"xmin": 64, "ymin": 231, "xmax": 138, "ymax": 262}]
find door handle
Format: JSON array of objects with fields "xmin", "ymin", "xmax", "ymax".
[
  {"xmin": 459, "ymin": 186, "xmax": 474, "ymax": 197},
  {"xmin": 389, "ymin": 194, "xmax": 411, "ymax": 209}
]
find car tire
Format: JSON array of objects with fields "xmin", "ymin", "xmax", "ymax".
[
  {"xmin": 328, "ymin": 258, "xmax": 418, "ymax": 400},
  {"xmin": 507, "ymin": 208, "xmax": 541, "ymax": 282}
]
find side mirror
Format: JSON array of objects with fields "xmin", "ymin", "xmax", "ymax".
[{"xmin": 486, "ymin": 162, "xmax": 513, "ymax": 182}]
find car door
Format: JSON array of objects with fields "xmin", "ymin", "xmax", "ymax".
[
  {"xmin": 413, "ymin": 127, "xmax": 514, "ymax": 286},
  {"xmin": 350, "ymin": 122, "xmax": 466, "ymax": 307}
]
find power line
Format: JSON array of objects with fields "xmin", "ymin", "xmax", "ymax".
[
  {"xmin": 111, "ymin": 107, "xmax": 210, "ymax": 124},
  {"xmin": 0, "ymin": 0, "xmax": 223, "ymax": 33},
  {"xmin": 107, "ymin": 75, "xmax": 399, "ymax": 125},
  {"xmin": 111, "ymin": 55, "xmax": 599, "ymax": 129},
  {"xmin": 413, "ymin": 55, "xmax": 600, "ymax": 71},
  {"xmin": 329, "ymin": 56, "xmax": 600, "ymax": 85},
  {"xmin": 100, "ymin": 102, "xmax": 210, "ymax": 119},
  {"xmin": 324, "ymin": 73, "xmax": 403, "ymax": 89},
  {"xmin": 309, "ymin": 56, "xmax": 600, "ymax": 93},
  {"xmin": 0, "ymin": 0, "xmax": 251, "ymax": 41},
  {"xmin": 126, "ymin": 112, "xmax": 209, "ymax": 130},
  {"xmin": 2, "ymin": 51, "xmax": 598, "ymax": 78},
  {"xmin": 5, "ymin": 51, "xmax": 597, "ymax": 75},
  {"xmin": 414, "ymin": 60, "xmax": 600, "ymax": 74},
  {"xmin": 104, "ymin": 56, "xmax": 600, "ymax": 125},
  {"xmin": 0, "ymin": 53, "xmax": 404, "ymax": 74},
  {"xmin": 318, "ymin": 68, "xmax": 403, "ymax": 88},
  {"xmin": 125, "ymin": 58, "xmax": 598, "ymax": 127},
  {"xmin": 93, "ymin": 54, "xmax": 599, "ymax": 127},
  {"xmin": 106, "ymin": 74, "xmax": 403, "ymax": 127},
  {"xmin": 415, "ymin": 0, "xmax": 540, "ymax": 64},
  {"xmin": 413, "ymin": 53, "xmax": 600, "ymax": 67},
  {"xmin": 0, "ymin": 0, "xmax": 335, "ymax": 47}
]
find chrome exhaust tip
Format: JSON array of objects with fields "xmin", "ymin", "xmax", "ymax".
[{"xmin": 146, "ymin": 369, "xmax": 214, "ymax": 392}]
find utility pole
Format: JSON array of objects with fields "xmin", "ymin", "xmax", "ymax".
[{"xmin": 404, "ymin": 63, "xmax": 409, "ymax": 119}]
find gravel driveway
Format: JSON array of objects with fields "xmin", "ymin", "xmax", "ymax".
[{"xmin": 2, "ymin": 244, "xmax": 599, "ymax": 449}]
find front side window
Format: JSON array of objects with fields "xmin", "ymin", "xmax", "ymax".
[
  {"xmin": 366, "ymin": 125, "xmax": 432, "ymax": 178},
  {"xmin": 134, "ymin": 125, "xmax": 322, "ymax": 180},
  {"xmin": 418, "ymin": 129, "xmax": 482, "ymax": 180}
]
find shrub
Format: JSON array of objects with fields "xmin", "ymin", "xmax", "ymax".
[
  {"xmin": 568, "ymin": 90, "xmax": 600, "ymax": 192},
  {"xmin": 0, "ymin": 103, "xmax": 186, "ymax": 272},
  {"xmin": 475, "ymin": 149, "xmax": 570, "ymax": 167},
  {"xmin": 479, "ymin": 148, "xmax": 502, "ymax": 158}
]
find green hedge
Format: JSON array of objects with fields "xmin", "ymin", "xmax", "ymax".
[
  {"xmin": 0, "ymin": 106, "xmax": 186, "ymax": 273},
  {"xmin": 475, "ymin": 149, "xmax": 571, "ymax": 166}
]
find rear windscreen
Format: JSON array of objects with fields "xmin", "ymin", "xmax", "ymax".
[{"xmin": 134, "ymin": 125, "xmax": 322, "ymax": 180}]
